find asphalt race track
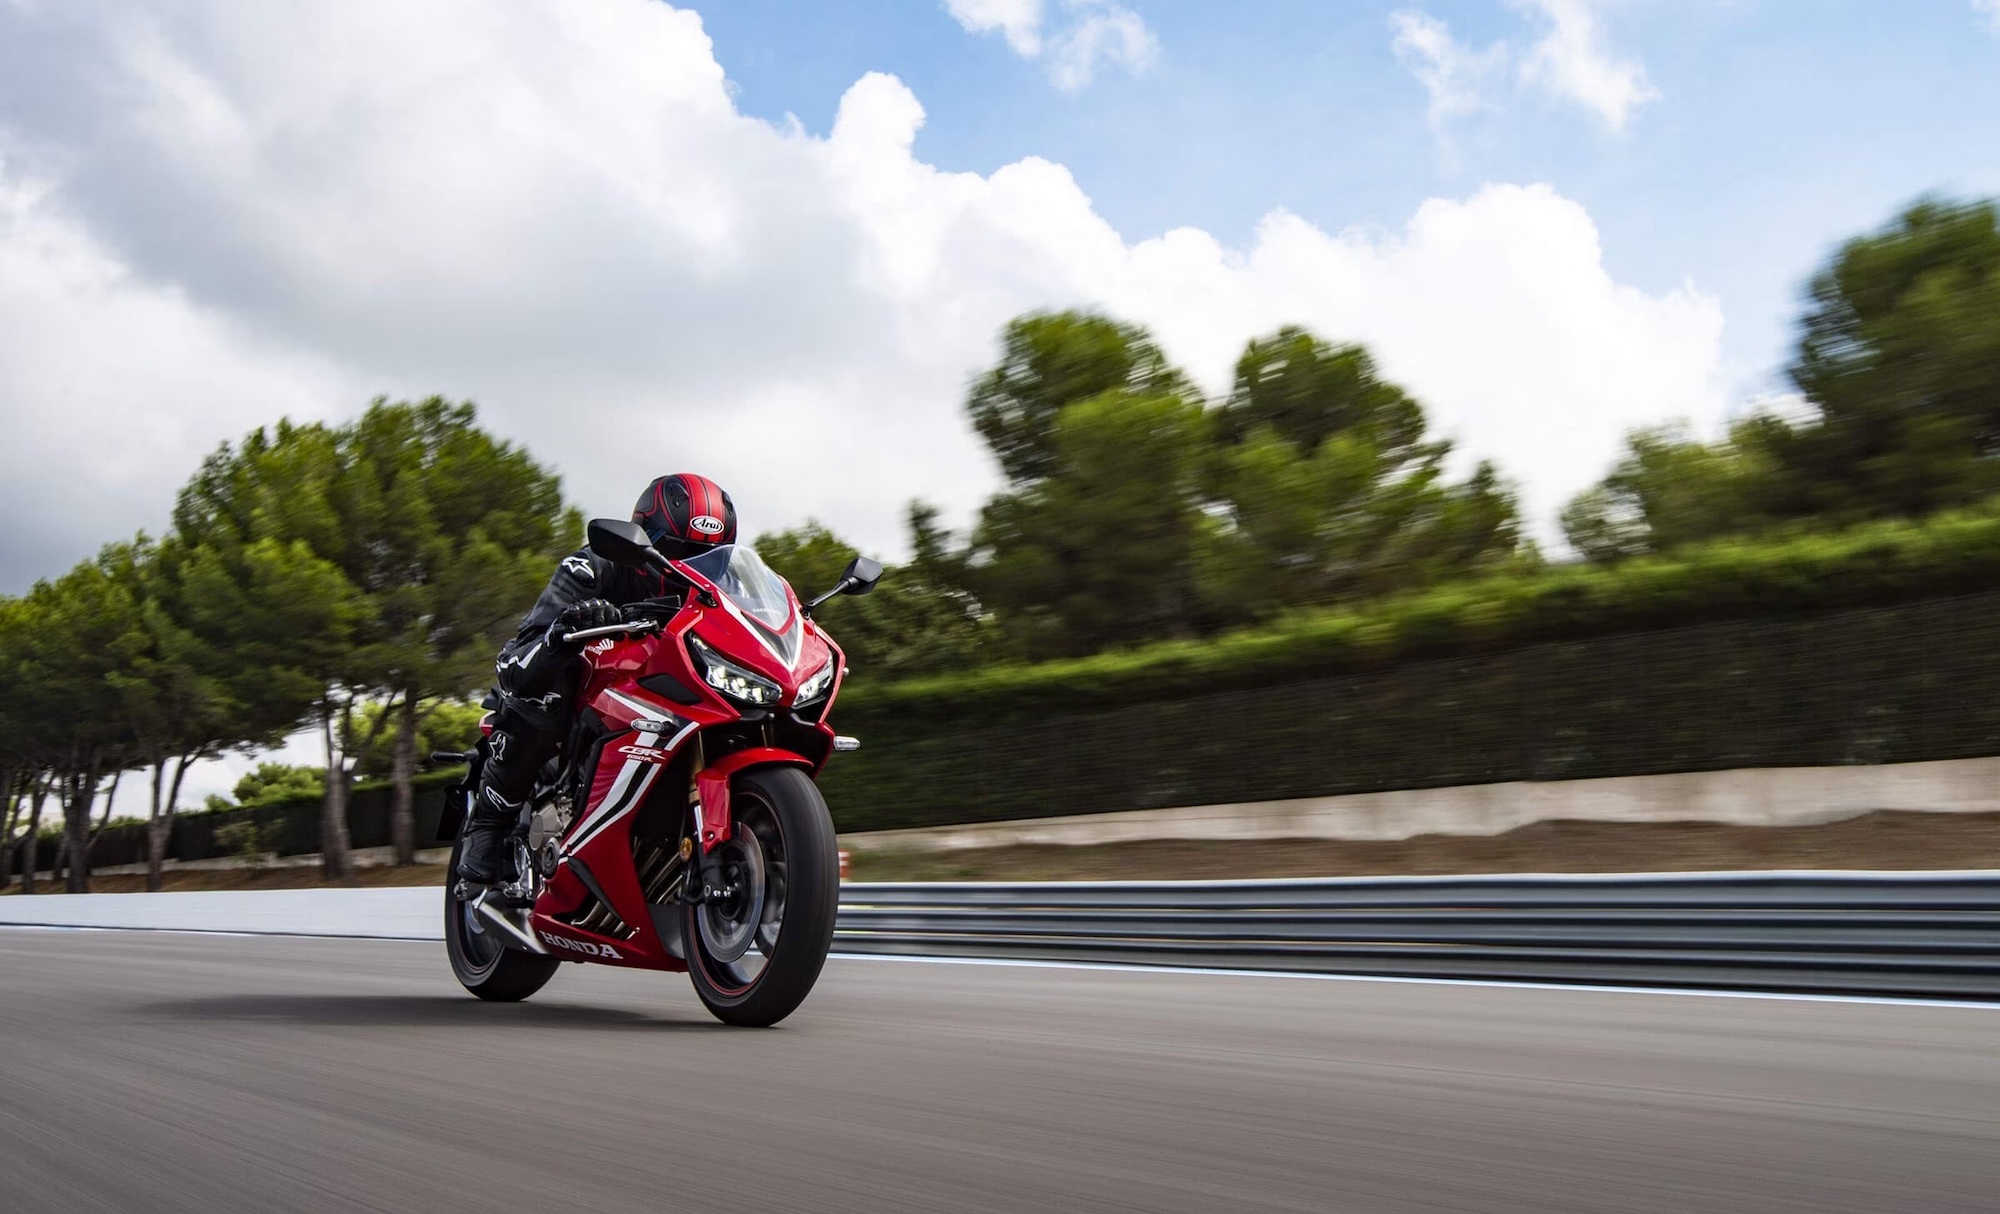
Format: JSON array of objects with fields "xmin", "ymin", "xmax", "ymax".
[{"xmin": 2, "ymin": 930, "xmax": 1996, "ymax": 1213}]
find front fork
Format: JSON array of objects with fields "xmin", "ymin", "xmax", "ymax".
[
  {"xmin": 681, "ymin": 746, "xmax": 815, "ymax": 904},
  {"xmin": 681, "ymin": 765, "xmax": 736, "ymax": 904}
]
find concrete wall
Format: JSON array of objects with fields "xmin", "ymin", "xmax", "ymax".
[
  {"xmin": 22, "ymin": 844, "xmax": 454, "ymax": 881},
  {"xmin": 838, "ymin": 756, "xmax": 2000, "ymax": 853},
  {"xmin": 0, "ymin": 887, "xmax": 440, "ymax": 938}
]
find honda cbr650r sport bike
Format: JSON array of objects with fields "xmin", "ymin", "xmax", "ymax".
[{"xmin": 434, "ymin": 518, "xmax": 882, "ymax": 1027}]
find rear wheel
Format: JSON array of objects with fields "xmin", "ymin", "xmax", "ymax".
[
  {"xmin": 444, "ymin": 834, "xmax": 561, "ymax": 1002},
  {"xmin": 684, "ymin": 766, "xmax": 839, "ymax": 1027}
]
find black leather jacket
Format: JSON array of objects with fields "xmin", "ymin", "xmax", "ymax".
[{"xmin": 493, "ymin": 547, "xmax": 670, "ymax": 702}]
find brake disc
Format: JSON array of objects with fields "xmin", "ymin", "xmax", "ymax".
[{"xmin": 697, "ymin": 833, "xmax": 766, "ymax": 964}]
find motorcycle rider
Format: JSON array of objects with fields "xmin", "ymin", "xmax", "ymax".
[{"xmin": 457, "ymin": 472, "xmax": 739, "ymax": 884}]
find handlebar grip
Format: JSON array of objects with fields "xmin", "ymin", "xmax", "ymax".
[{"xmin": 430, "ymin": 750, "xmax": 471, "ymax": 764}]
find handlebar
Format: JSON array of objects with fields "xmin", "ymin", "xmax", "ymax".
[
  {"xmin": 563, "ymin": 620, "xmax": 656, "ymax": 642},
  {"xmin": 562, "ymin": 596, "xmax": 685, "ymax": 644}
]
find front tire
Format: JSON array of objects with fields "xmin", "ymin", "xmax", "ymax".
[
  {"xmin": 444, "ymin": 835, "xmax": 561, "ymax": 1002},
  {"xmin": 684, "ymin": 766, "xmax": 840, "ymax": 1027}
]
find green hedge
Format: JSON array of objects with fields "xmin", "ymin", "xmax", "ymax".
[
  {"xmin": 836, "ymin": 503, "xmax": 2000, "ymax": 730},
  {"xmin": 817, "ymin": 592, "xmax": 2000, "ymax": 833},
  {"xmin": 816, "ymin": 506, "xmax": 2000, "ymax": 832}
]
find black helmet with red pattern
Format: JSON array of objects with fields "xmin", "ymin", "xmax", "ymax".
[{"xmin": 632, "ymin": 473, "xmax": 738, "ymax": 560}]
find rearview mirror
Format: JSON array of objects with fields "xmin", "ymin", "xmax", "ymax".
[
  {"xmin": 586, "ymin": 518, "xmax": 665, "ymax": 569},
  {"xmin": 804, "ymin": 555, "xmax": 885, "ymax": 617},
  {"xmin": 840, "ymin": 556, "xmax": 884, "ymax": 596}
]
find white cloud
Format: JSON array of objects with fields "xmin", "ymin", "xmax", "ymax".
[
  {"xmin": 943, "ymin": 0, "xmax": 1155, "ymax": 91},
  {"xmin": 0, "ymin": 167, "xmax": 358, "ymax": 582},
  {"xmin": 1515, "ymin": 0, "xmax": 1660, "ymax": 131},
  {"xmin": 942, "ymin": 0, "xmax": 1045, "ymax": 55},
  {"xmin": 1977, "ymin": 0, "xmax": 2000, "ymax": 32},
  {"xmin": 0, "ymin": 0, "xmax": 1725, "ymax": 606},
  {"xmin": 1390, "ymin": 9, "xmax": 1509, "ymax": 129},
  {"xmin": 1391, "ymin": 1, "xmax": 1659, "ymax": 133}
]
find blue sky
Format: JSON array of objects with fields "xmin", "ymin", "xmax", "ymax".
[{"xmin": 702, "ymin": 0, "xmax": 2000, "ymax": 402}]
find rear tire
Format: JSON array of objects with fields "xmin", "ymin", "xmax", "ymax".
[
  {"xmin": 444, "ymin": 835, "xmax": 561, "ymax": 1002},
  {"xmin": 684, "ymin": 766, "xmax": 839, "ymax": 1027}
]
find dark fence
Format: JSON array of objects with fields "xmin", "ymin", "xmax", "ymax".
[
  {"xmin": 820, "ymin": 593, "xmax": 2000, "ymax": 832},
  {"xmin": 833, "ymin": 871, "xmax": 2000, "ymax": 1000}
]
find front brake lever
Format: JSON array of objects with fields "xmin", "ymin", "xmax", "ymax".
[{"xmin": 564, "ymin": 619, "xmax": 658, "ymax": 643}]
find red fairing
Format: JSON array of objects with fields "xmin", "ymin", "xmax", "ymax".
[
  {"xmin": 695, "ymin": 747, "xmax": 814, "ymax": 849},
  {"xmin": 523, "ymin": 542, "xmax": 849, "ymax": 974}
]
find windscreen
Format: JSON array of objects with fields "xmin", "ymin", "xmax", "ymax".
[{"xmin": 679, "ymin": 544, "xmax": 794, "ymax": 630}]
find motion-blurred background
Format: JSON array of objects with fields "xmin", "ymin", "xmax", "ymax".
[{"xmin": 4, "ymin": 0, "xmax": 1999, "ymax": 894}]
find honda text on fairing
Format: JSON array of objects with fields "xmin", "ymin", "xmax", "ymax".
[{"xmin": 434, "ymin": 518, "xmax": 882, "ymax": 1026}]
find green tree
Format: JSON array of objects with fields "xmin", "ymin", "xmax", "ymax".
[
  {"xmin": 1569, "ymin": 196, "xmax": 2000, "ymax": 560},
  {"xmin": 1560, "ymin": 420, "xmax": 1776, "ymax": 563},
  {"xmin": 231, "ymin": 763, "xmax": 327, "ymax": 805},
  {"xmin": 971, "ymin": 388, "xmax": 1213, "ymax": 659},
  {"xmin": 1215, "ymin": 327, "xmax": 1429, "ymax": 455},
  {"xmin": 0, "ymin": 598, "xmax": 54, "ymax": 892},
  {"xmin": 174, "ymin": 424, "xmax": 378, "ymax": 880},
  {"xmin": 10, "ymin": 550, "xmax": 146, "ymax": 892},
  {"xmin": 968, "ymin": 311, "xmax": 1195, "ymax": 485},
  {"xmin": 100, "ymin": 534, "xmax": 325, "ymax": 889},
  {"xmin": 951, "ymin": 313, "xmax": 1527, "ymax": 657},
  {"xmin": 332, "ymin": 399, "xmax": 572, "ymax": 863},
  {"xmin": 349, "ymin": 698, "xmax": 487, "ymax": 781},
  {"xmin": 174, "ymin": 400, "xmax": 570, "ymax": 872},
  {"xmin": 1772, "ymin": 195, "xmax": 2000, "ymax": 521},
  {"xmin": 104, "ymin": 537, "xmax": 221, "ymax": 890},
  {"xmin": 1202, "ymin": 328, "xmax": 1523, "ymax": 608},
  {"xmin": 957, "ymin": 310, "xmax": 1213, "ymax": 658}
]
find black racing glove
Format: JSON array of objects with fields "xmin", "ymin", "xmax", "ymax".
[{"xmin": 548, "ymin": 598, "xmax": 621, "ymax": 648}]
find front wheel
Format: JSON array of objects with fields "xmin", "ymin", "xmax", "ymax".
[{"xmin": 684, "ymin": 766, "xmax": 840, "ymax": 1027}]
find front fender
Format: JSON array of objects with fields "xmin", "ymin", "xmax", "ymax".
[{"xmin": 694, "ymin": 746, "xmax": 814, "ymax": 851}]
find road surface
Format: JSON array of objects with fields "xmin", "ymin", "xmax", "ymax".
[{"xmin": 1, "ymin": 929, "xmax": 1995, "ymax": 1212}]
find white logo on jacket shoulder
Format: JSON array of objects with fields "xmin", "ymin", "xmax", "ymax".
[
  {"xmin": 689, "ymin": 515, "xmax": 725, "ymax": 536},
  {"xmin": 561, "ymin": 555, "xmax": 595, "ymax": 581}
]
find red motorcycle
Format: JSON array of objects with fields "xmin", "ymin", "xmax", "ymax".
[{"xmin": 437, "ymin": 518, "xmax": 880, "ymax": 1026}]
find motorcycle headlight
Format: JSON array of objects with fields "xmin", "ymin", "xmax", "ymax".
[
  {"xmin": 689, "ymin": 636, "xmax": 781, "ymax": 706},
  {"xmin": 793, "ymin": 658, "xmax": 835, "ymax": 706}
]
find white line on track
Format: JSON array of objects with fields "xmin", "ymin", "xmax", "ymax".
[
  {"xmin": 4, "ymin": 924, "xmax": 1994, "ymax": 1012},
  {"xmin": 0, "ymin": 924, "xmax": 426, "ymax": 942},
  {"xmin": 827, "ymin": 951, "xmax": 2000, "ymax": 1012}
]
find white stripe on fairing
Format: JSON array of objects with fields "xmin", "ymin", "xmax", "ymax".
[
  {"xmin": 565, "ymin": 765, "xmax": 663, "ymax": 855},
  {"xmin": 658, "ymin": 719, "xmax": 698, "ymax": 756},
  {"xmin": 556, "ymin": 712, "xmax": 697, "ymax": 853},
  {"xmin": 561, "ymin": 719, "xmax": 695, "ymax": 855},
  {"xmin": 602, "ymin": 689, "xmax": 670, "ymax": 722},
  {"xmin": 562, "ymin": 732, "xmax": 656, "ymax": 848}
]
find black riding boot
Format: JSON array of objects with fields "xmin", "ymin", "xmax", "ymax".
[{"xmin": 457, "ymin": 787, "xmax": 523, "ymax": 884}]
